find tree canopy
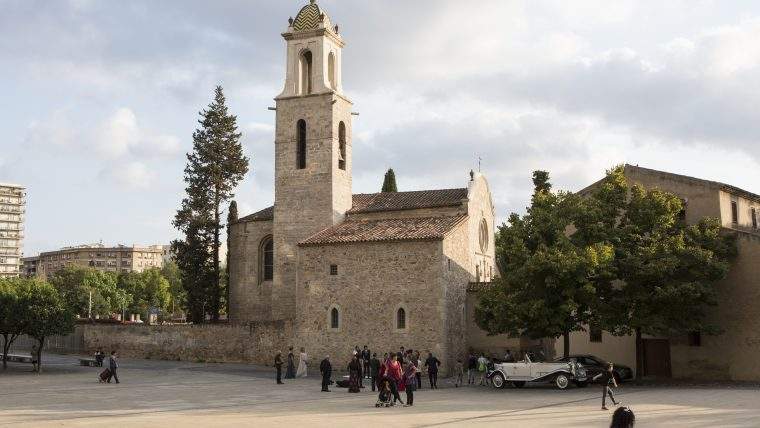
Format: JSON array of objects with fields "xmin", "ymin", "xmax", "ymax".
[{"xmin": 381, "ymin": 168, "xmax": 398, "ymax": 192}]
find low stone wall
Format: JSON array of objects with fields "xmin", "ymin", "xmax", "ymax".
[{"xmin": 81, "ymin": 321, "xmax": 293, "ymax": 365}]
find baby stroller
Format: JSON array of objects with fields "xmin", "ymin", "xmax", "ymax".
[{"xmin": 375, "ymin": 378, "xmax": 394, "ymax": 407}]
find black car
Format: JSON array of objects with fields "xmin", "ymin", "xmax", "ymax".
[{"xmin": 553, "ymin": 354, "xmax": 633, "ymax": 383}]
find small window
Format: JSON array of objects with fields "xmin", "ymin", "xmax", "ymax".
[
  {"xmin": 330, "ymin": 307, "xmax": 339, "ymax": 329},
  {"xmin": 447, "ymin": 258, "xmax": 451, "ymax": 271},
  {"xmin": 731, "ymin": 200, "xmax": 738, "ymax": 224},
  {"xmin": 327, "ymin": 51, "xmax": 336, "ymax": 89},
  {"xmin": 260, "ymin": 236, "xmax": 274, "ymax": 281},
  {"xmin": 330, "ymin": 264, "xmax": 338, "ymax": 276},
  {"xmin": 396, "ymin": 308, "xmax": 406, "ymax": 329},
  {"xmin": 296, "ymin": 120, "xmax": 306, "ymax": 169},
  {"xmin": 688, "ymin": 331, "xmax": 701, "ymax": 347},
  {"xmin": 338, "ymin": 122, "xmax": 346, "ymax": 171},
  {"xmin": 752, "ymin": 208, "xmax": 757, "ymax": 229},
  {"xmin": 299, "ymin": 50, "xmax": 313, "ymax": 95},
  {"xmin": 589, "ymin": 325, "xmax": 603, "ymax": 343}
]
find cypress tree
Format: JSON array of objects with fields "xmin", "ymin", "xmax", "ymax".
[
  {"xmin": 225, "ymin": 200, "xmax": 238, "ymax": 317},
  {"xmin": 381, "ymin": 168, "xmax": 398, "ymax": 192},
  {"xmin": 172, "ymin": 86, "xmax": 249, "ymax": 323}
]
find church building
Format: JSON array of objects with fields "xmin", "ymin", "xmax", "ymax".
[{"xmin": 229, "ymin": 1, "xmax": 498, "ymax": 369}]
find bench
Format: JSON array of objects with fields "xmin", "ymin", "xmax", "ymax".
[
  {"xmin": 1, "ymin": 354, "xmax": 34, "ymax": 364},
  {"xmin": 79, "ymin": 358, "xmax": 99, "ymax": 367}
]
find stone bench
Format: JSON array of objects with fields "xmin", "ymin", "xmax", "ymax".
[
  {"xmin": 79, "ymin": 358, "xmax": 99, "ymax": 367},
  {"xmin": 1, "ymin": 354, "xmax": 33, "ymax": 363}
]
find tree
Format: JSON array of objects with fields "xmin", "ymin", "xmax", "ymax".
[
  {"xmin": 381, "ymin": 168, "xmax": 398, "ymax": 192},
  {"xmin": 172, "ymin": 86, "xmax": 249, "ymax": 322},
  {"xmin": 0, "ymin": 279, "xmax": 28, "ymax": 369},
  {"xmin": 225, "ymin": 200, "xmax": 238, "ymax": 317},
  {"xmin": 48, "ymin": 266, "xmax": 129, "ymax": 318},
  {"xmin": 161, "ymin": 261, "xmax": 186, "ymax": 317},
  {"xmin": 475, "ymin": 171, "xmax": 612, "ymax": 357},
  {"xmin": 586, "ymin": 168, "xmax": 737, "ymax": 378},
  {"xmin": 25, "ymin": 281, "xmax": 75, "ymax": 373},
  {"xmin": 116, "ymin": 269, "xmax": 171, "ymax": 320}
]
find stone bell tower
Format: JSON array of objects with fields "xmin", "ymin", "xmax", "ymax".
[{"xmin": 271, "ymin": 0, "xmax": 353, "ymax": 320}]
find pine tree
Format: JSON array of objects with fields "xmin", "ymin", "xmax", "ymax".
[
  {"xmin": 172, "ymin": 86, "xmax": 249, "ymax": 323},
  {"xmin": 381, "ymin": 168, "xmax": 398, "ymax": 192}
]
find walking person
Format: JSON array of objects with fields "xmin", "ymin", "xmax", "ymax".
[
  {"xmin": 296, "ymin": 347, "xmax": 308, "ymax": 378},
  {"xmin": 107, "ymin": 351, "xmax": 119, "ymax": 384},
  {"xmin": 477, "ymin": 353, "xmax": 489, "ymax": 386},
  {"xmin": 387, "ymin": 354, "xmax": 404, "ymax": 405},
  {"xmin": 454, "ymin": 358, "xmax": 464, "ymax": 387},
  {"xmin": 285, "ymin": 346, "xmax": 296, "ymax": 379},
  {"xmin": 404, "ymin": 360, "xmax": 417, "ymax": 406},
  {"xmin": 415, "ymin": 351, "xmax": 423, "ymax": 389},
  {"xmin": 467, "ymin": 353, "xmax": 477, "ymax": 385},
  {"xmin": 319, "ymin": 355, "xmax": 332, "ymax": 392},
  {"xmin": 348, "ymin": 356, "xmax": 361, "ymax": 393},
  {"xmin": 370, "ymin": 353, "xmax": 381, "ymax": 392},
  {"xmin": 425, "ymin": 352, "xmax": 441, "ymax": 389},
  {"xmin": 595, "ymin": 363, "xmax": 621, "ymax": 410},
  {"xmin": 274, "ymin": 351, "xmax": 284, "ymax": 384}
]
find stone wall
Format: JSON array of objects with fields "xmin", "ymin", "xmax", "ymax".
[
  {"xmin": 81, "ymin": 321, "xmax": 293, "ymax": 365},
  {"xmin": 229, "ymin": 219, "xmax": 273, "ymax": 323}
]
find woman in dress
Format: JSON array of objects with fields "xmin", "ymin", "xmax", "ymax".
[
  {"xmin": 348, "ymin": 356, "xmax": 361, "ymax": 393},
  {"xmin": 296, "ymin": 347, "xmax": 308, "ymax": 378},
  {"xmin": 285, "ymin": 347, "xmax": 296, "ymax": 379},
  {"xmin": 387, "ymin": 354, "xmax": 404, "ymax": 405}
]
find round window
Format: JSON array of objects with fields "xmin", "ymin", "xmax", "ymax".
[{"xmin": 479, "ymin": 219, "xmax": 489, "ymax": 252}]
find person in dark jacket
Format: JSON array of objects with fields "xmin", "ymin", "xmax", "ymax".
[
  {"xmin": 467, "ymin": 353, "xmax": 477, "ymax": 385},
  {"xmin": 94, "ymin": 349, "xmax": 104, "ymax": 367},
  {"xmin": 610, "ymin": 406, "xmax": 635, "ymax": 427},
  {"xmin": 274, "ymin": 351, "xmax": 284, "ymax": 384},
  {"xmin": 370, "ymin": 353, "xmax": 381, "ymax": 391},
  {"xmin": 362, "ymin": 346, "xmax": 371, "ymax": 378},
  {"xmin": 320, "ymin": 355, "xmax": 332, "ymax": 392},
  {"xmin": 285, "ymin": 347, "xmax": 296, "ymax": 379},
  {"xmin": 107, "ymin": 351, "xmax": 119, "ymax": 384},
  {"xmin": 424, "ymin": 352, "xmax": 441, "ymax": 389},
  {"xmin": 595, "ymin": 363, "xmax": 620, "ymax": 410}
]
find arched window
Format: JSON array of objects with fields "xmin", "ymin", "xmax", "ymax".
[
  {"xmin": 396, "ymin": 307, "xmax": 406, "ymax": 329},
  {"xmin": 330, "ymin": 307, "xmax": 340, "ymax": 329},
  {"xmin": 260, "ymin": 236, "xmax": 273, "ymax": 282},
  {"xmin": 327, "ymin": 51, "xmax": 336, "ymax": 89},
  {"xmin": 299, "ymin": 50, "xmax": 313, "ymax": 95},
  {"xmin": 338, "ymin": 121, "xmax": 346, "ymax": 171},
  {"xmin": 479, "ymin": 218, "xmax": 489, "ymax": 252},
  {"xmin": 296, "ymin": 119, "xmax": 306, "ymax": 169}
]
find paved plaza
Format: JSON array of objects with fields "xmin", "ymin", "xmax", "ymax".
[{"xmin": 0, "ymin": 354, "xmax": 758, "ymax": 427}]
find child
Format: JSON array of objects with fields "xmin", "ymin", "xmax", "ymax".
[{"xmin": 454, "ymin": 359, "xmax": 464, "ymax": 387}]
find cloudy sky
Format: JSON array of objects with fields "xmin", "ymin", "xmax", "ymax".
[{"xmin": 3, "ymin": 0, "xmax": 760, "ymax": 255}]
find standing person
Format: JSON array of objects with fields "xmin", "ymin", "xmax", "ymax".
[
  {"xmin": 415, "ymin": 351, "xmax": 423, "ymax": 389},
  {"xmin": 503, "ymin": 349, "xmax": 514, "ymax": 363},
  {"xmin": 107, "ymin": 351, "xmax": 119, "ymax": 384},
  {"xmin": 362, "ymin": 345, "xmax": 371, "ymax": 378},
  {"xmin": 404, "ymin": 360, "xmax": 417, "ymax": 406},
  {"xmin": 467, "ymin": 353, "xmax": 477, "ymax": 385},
  {"xmin": 424, "ymin": 352, "xmax": 441, "ymax": 389},
  {"xmin": 356, "ymin": 350, "xmax": 364, "ymax": 388},
  {"xmin": 319, "ymin": 355, "xmax": 332, "ymax": 392},
  {"xmin": 285, "ymin": 346, "xmax": 296, "ymax": 379},
  {"xmin": 348, "ymin": 356, "xmax": 361, "ymax": 393},
  {"xmin": 387, "ymin": 354, "xmax": 404, "ymax": 405},
  {"xmin": 370, "ymin": 353, "xmax": 381, "ymax": 392},
  {"xmin": 94, "ymin": 349, "xmax": 105, "ymax": 367},
  {"xmin": 274, "ymin": 351, "xmax": 284, "ymax": 384},
  {"xmin": 296, "ymin": 347, "xmax": 308, "ymax": 378},
  {"xmin": 477, "ymin": 353, "xmax": 489, "ymax": 386},
  {"xmin": 454, "ymin": 358, "xmax": 464, "ymax": 387},
  {"xmin": 398, "ymin": 347, "xmax": 405, "ymax": 364},
  {"xmin": 30, "ymin": 345, "xmax": 39, "ymax": 373},
  {"xmin": 595, "ymin": 363, "xmax": 621, "ymax": 410}
]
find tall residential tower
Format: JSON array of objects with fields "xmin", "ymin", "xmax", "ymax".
[{"xmin": 0, "ymin": 183, "xmax": 26, "ymax": 277}]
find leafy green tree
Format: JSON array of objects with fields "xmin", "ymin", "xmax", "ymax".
[
  {"xmin": 173, "ymin": 86, "xmax": 249, "ymax": 322},
  {"xmin": 476, "ymin": 171, "xmax": 612, "ymax": 357},
  {"xmin": 161, "ymin": 260, "xmax": 186, "ymax": 316},
  {"xmin": 25, "ymin": 281, "xmax": 75, "ymax": 373},
  {"xmin": 0, "ymin": 279, "xmax": 28, "ymax": 369},
  {"xmin": 586, "ymin": 168, "xmax": 737, "ymax": 378},
  {"xmin": 117, "ymin": 269, "xmax": 171, "ymax": 319},
  {"xmin": 381, "ymin": 168, "xmax": 398, "ymax": 192},
  {"xmin": 48, "ymin": 266, "xmax": 129, "ymax": 318}
]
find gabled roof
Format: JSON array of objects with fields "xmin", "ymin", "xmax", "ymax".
[
  {"xmin": 348, "ymin": 189, "xmax": 468, "ymax": 214},
  {"xmin": 238, "ymin": 206, "xmax": 274, "ymax": 222},
  {"xmin": 299, "ymin": 215, "xmax": 468, "ymax": 246}
]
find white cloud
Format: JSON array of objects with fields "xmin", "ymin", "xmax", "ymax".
[{"xmin": 100, "ymin": 161, "xmax": 155, "ymax": 190}]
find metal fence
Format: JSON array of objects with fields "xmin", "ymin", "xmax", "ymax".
[{"xmin": 8, "ymin": 328, "xmax": 84, "ymax": 354}]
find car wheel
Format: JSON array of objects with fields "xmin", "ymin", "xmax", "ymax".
[
  {"xmin": 574, "ymin": 380, "xmax": 588, "ymax": 388},
  {"xmin": 491, "ymin": 373, "xmax": 506, "ymax": 389},
  {"xmin": 555, "ymin": 374, "xmax": 570, "ymax": 390},
  {"xmin": 512, "ymin": 381, "xmax": 525, "ymax": 388}
]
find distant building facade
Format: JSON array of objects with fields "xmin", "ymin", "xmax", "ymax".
[
  {"xmin": 557, "ymin": 165, "xmax": 760, "ymax": 381},
  {"xmin": 36, "ymin": 244, "xmax": 165, "ymax": 278},
  {"xmin": 0, "ymin": 183, "xmax": 25, "ymax": 278},
  {"xmin": 22, "ymin": 255, "xmax": 39, "ymax": 277}
]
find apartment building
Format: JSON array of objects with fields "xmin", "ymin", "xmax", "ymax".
[
  {"xmin": 36, "ymin": 244, "xmax": 165, "ymax": 278},
  {"xmin": 0, "ymin": 183, "xmax": 26, "ymax": 278}
]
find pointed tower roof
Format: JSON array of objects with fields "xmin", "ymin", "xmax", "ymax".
[{"xmin": 292, "ymin": 0, "xmax": 332, "ymax": 32}]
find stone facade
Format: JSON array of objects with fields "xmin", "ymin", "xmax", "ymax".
[
  {"xmin": 229, "ymin": 1, "xmax": 500, "ymax": 372},
  {"xmin": 558, "ymin": 165, "xmax": 760, "ymax": 380}
]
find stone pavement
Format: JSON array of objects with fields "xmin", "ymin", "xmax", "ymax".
[{"xmin": 0, "ymin": 354, "xmax": 758, "ymax": 427}]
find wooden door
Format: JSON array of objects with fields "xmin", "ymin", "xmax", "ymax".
[{"xmin": 643, "ymin": 339, "xmax": 672, "ymax": 378}]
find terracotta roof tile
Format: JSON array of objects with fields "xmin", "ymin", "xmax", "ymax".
[
  {"xmin": 237, "ymin": 206, "xmax": 273, "ymax": 222},
  {"xmin": 348, "ymin": 188, "xmax": 468, "ymax": 214},
  {"xmin": 300, "ymin": 215, "xmax": 468, "ymax": 246}
]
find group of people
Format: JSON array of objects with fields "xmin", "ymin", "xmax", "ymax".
[
  {"xmin": 95, "ymin": 349, "xmax": 120, "ymax": 384},
  {"xmin": 274, "ymin": 347, "xmax": 308, "ymax": 384}
]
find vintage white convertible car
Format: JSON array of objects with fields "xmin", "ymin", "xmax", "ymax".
[{"xmin": 488, "ymin": 354, "xmax": 588, "ymax": 390}]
